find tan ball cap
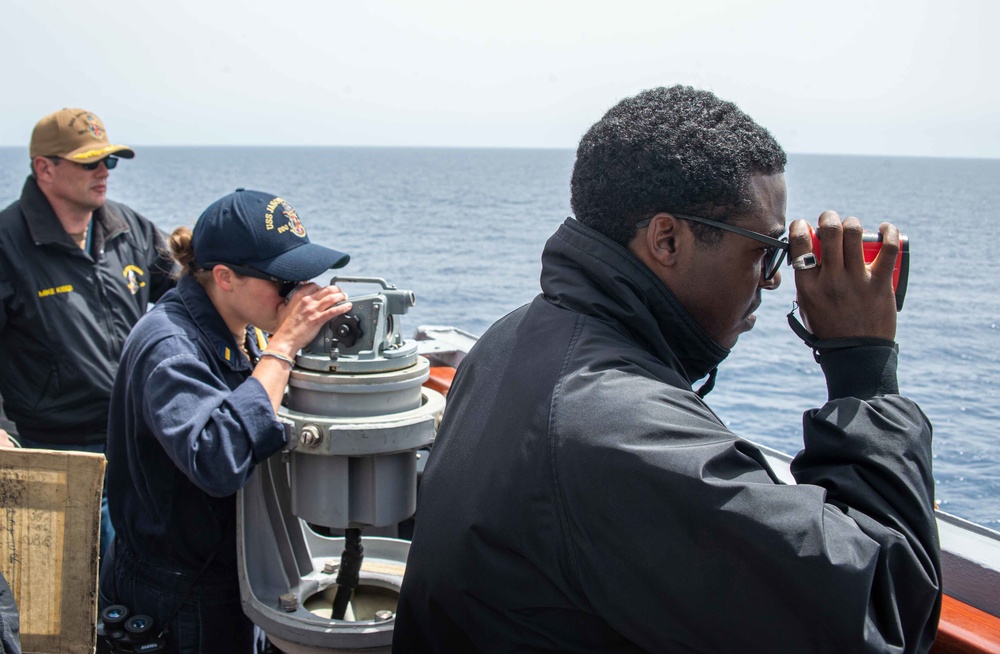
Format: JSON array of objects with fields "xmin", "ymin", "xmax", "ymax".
[{"xmin": 29, "ymin": 108, "xmax": 135, "ymax": 163}]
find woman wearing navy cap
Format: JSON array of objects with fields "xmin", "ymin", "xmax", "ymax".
[{"xmin": 98, "ymin": 189, "xmax": 353, "ymax": 653}]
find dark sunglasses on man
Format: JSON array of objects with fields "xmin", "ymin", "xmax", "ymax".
[
  {"xmin": 47, "ymin": 155, "xmax": 119, "ymax": 171},
  {"xmin": 636, "ymin": 212, "xmax": 789, "ymax": 280}
]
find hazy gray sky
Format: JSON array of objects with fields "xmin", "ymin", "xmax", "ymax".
[{"xmin": 2, "ymin": 0, "xmax": 996, "ymax": 158}]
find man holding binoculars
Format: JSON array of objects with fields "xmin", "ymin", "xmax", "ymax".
[{"xmin": 395, "ymin": 85, "xmax": 938, "ymax": 653}]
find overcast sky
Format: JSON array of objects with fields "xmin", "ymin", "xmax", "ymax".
[{"xmin": 2, "ymin": 0, "xmax": 996, "ymax": 158}]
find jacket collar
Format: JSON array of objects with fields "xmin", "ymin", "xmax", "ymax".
[
  {"xmin": 540, "ymin": 218, "xmax": 730, "ymax": 387},
  {"xmin": 175, "ymin": 275, "xmax": 261, "ymax": 372},
  {"xmin": 20, "ymin": 175, "xmax": 130, "ymax": 252}
]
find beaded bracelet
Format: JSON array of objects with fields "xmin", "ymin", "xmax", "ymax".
[{"xmin": 259, "ymin": 350, "xmax": 295, "ymax": 366}]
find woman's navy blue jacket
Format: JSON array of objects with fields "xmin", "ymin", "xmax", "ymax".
[{"xmin": 105, "ymin": 275, "xmax": 286, "ymax": 574}]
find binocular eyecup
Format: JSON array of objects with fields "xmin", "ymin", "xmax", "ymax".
[{"xmin": 98, "ymin": 605, "xmax": 166, "ymax": 653}]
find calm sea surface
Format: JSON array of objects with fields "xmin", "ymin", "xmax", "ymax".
[{"xmin": 2, "ymin": 147, "xmax": 997, "ymax": 529}]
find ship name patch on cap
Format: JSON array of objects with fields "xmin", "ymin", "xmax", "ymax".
[
  {"xmin": 72, "ymin": 113, "xmax": 104, "ymax": 138},
  {"xmin": 265, "ymin": 197, "xmax": 307, "ymax": 238}
]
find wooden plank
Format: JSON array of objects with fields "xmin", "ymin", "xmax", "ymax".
[
  {"xmin": 424, "ymin": 366, "xmax": 456, "ymax": 396},
  {"xmin": 0, "ymin": 448, "xmax": 104, "ymax": 654},
  {"xmin": 933, "ymin": 594, "xmax": 1000, "ymax": 654}
]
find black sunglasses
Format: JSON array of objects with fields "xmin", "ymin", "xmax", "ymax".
[
  {"xmin": 636, "ymin": 212, "xmax": 789, "ymax": 280},
  {"xmin": 49, "ymin": 155, "xmax": 119, "ymax": 171},
  {"xmin": 209, "ymin": 263, "xmax": 300, "ymax": 298}
]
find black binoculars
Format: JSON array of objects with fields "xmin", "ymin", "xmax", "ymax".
[{"xmin": 97, "ymin": 604, "xmax": 166, "ymax": 653}]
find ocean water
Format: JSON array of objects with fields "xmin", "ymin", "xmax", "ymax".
[{"xmin": 1, "ymin": 147, "xmax": 997, "ymax": 529}]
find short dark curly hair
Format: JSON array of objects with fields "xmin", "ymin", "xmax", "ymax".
[{"xmin": 570, "ymin": 85, "xmax": 787, "ymax": 246}]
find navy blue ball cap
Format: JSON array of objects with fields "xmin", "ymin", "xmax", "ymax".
[{"xmin": 193, "ymin": 189, "xmax": 350, "ymax": 281}]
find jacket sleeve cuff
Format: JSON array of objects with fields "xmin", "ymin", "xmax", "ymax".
[
  {"xmin": 819, "ymin": 343, "xmax": 899, "ymax": 401},
  {"xmin": 228, "ymin": 377, "xmax": 287, "ymax": 462}
]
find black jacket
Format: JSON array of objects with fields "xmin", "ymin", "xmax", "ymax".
[
  {"xmin": 0, "ymin": 571, "xmax": 19, "ymax": 654},
  {"xmin": 0, "ymin": 177, "xmax": 176, "ymax": 445},
  {"xmin": 394, "ymin": 218, "xmax": 941, "ymax": 653}
]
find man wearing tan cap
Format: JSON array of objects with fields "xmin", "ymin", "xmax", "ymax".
[{"xmin": 0, "ymin": 108, "xmax": 177, "ymax": 558}]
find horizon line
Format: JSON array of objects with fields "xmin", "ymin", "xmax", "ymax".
[{"xmin": 0, "ymin": 144, "xmax": 996, "ymax": 162}]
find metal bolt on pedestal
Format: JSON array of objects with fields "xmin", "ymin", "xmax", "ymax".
[
  {"xmin": 299, "ymin": 424, "xmax": 323, "ymax": 448},
  {"xmin": 279, "ymin": 593, "xmax": 298, "ymax": 612},
  {"xmin": 374, "ymin": 610, "xmax": 394, "ymax": 622}
]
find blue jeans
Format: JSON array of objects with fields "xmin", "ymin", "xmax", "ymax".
[
  {"xmin": 16, "ymin": 436, "xmax": 114, "ymax": 560},
  {"xmin": 98, "ymin": 539, "xmax": 255, "ymax": 654}
]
